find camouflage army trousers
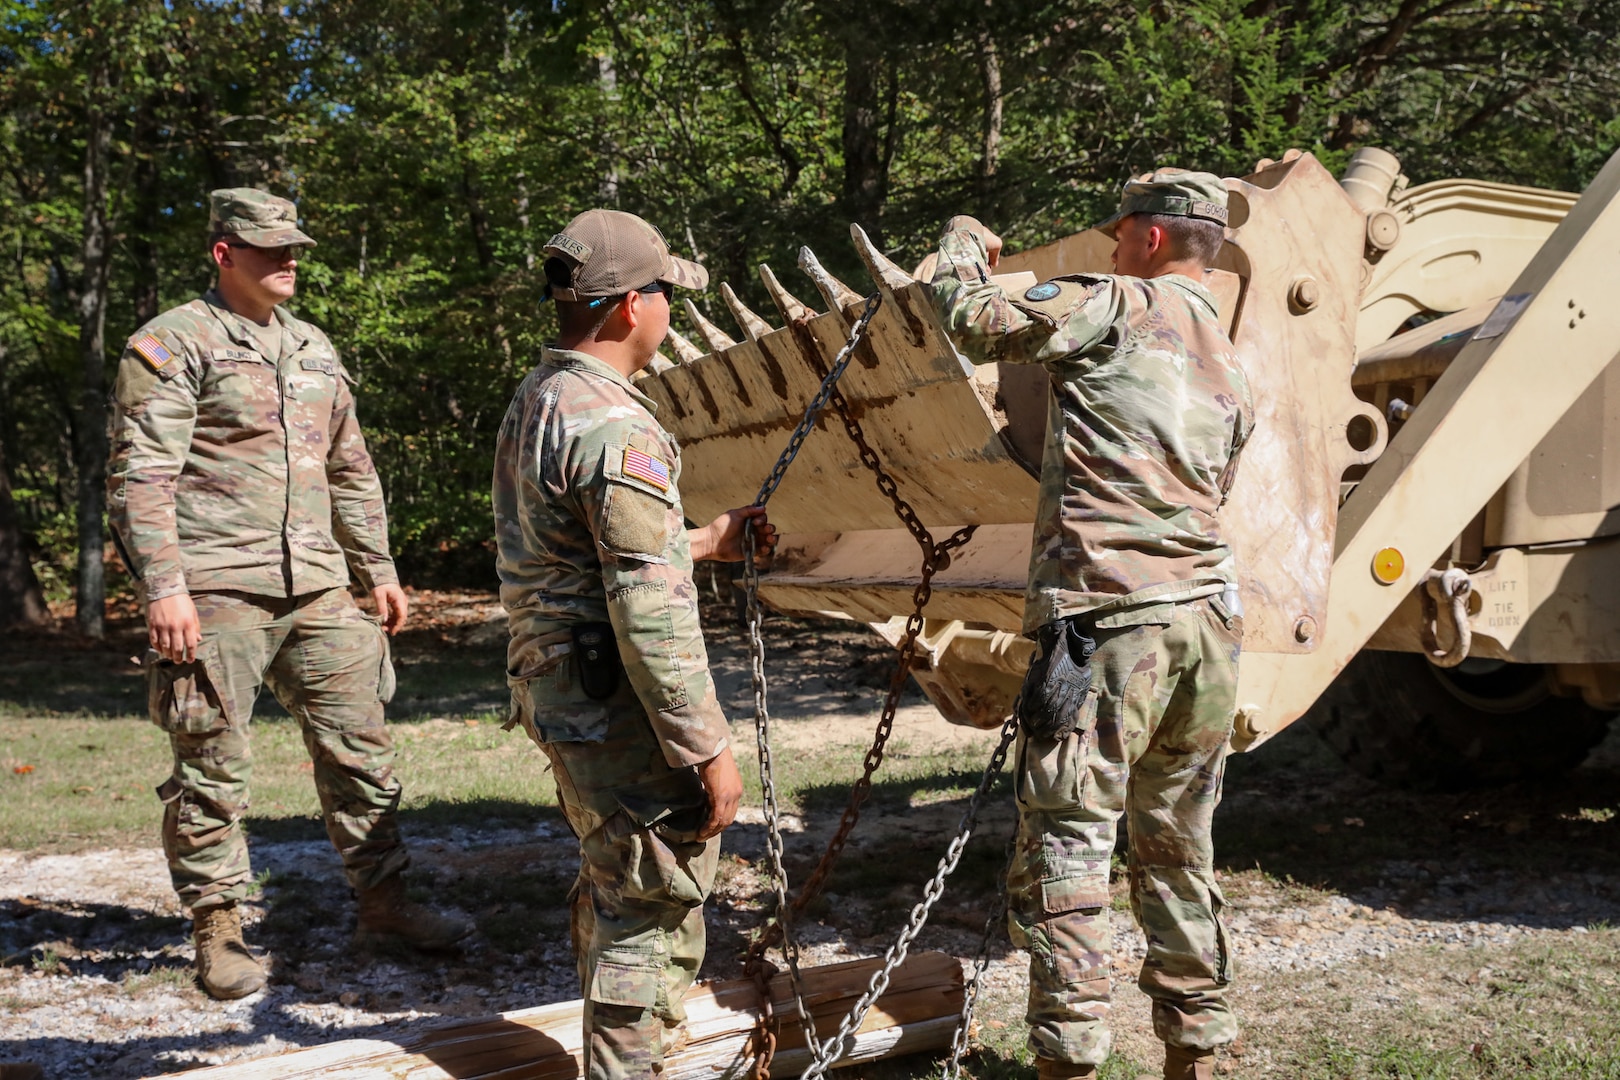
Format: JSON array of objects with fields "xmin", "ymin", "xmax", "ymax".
[
  {"xmin": 146, "ymin": 588, "xmax": 407, "ymax": 911},
  {"xmin": 1009, "ymin": 598, "xmax": 1241, "ymax": 1067},
  {"xmin": 531, "ymin": 693, "xmax": 721, "ymax": 1080}
]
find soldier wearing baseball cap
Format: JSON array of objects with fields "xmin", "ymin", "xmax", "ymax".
[
  {"xmin": 107, "ymin": 188, "xmax": 469, "ymax": 1000},
  {"xmin": 927, "ymin": 169, "xmax": 1251, "ymax": 1080},
  {"xmin": 494, "ymin": 208, "xmax": 770, "ymax": 1080},
  {"xmin": 542, "ymin": 208, "xmax": 708, "ymax": 301}
]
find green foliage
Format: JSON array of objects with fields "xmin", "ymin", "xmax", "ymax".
[{"xmin": 3, "ymin": 0, "xmax": 1619, "ymax": 584}]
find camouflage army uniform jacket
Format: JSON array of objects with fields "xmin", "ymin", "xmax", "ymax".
[
  {"xmin": 107, "ymin": 290, "xmax": 398, "ymax": 603},
  {"xmin": 492, "ymin": 346, "xmax": 730, "ymax": 768},
  {"xmin": 931, "ymin": 227, "xmax": 1253, "ymax": 635}
]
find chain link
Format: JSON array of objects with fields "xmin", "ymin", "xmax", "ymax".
[{"xmin": 736, "ymin": 288, "xmax": 1008, "ymax": 1079}]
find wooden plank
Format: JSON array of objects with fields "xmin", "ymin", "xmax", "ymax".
[{"xmin": 163, "ymin": 952, "xmax": 964, "ymax": 1080}]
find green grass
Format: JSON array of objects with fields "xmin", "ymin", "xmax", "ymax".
[
  {"xmin": 0, "ymin": 711, "xmax": 556, "ymax": 851},
  {"xmin": 1241, "ymin": 933, "xmax": 1620, "ymax": 1080},
  {"xmin": 120, "ymin": 963, "xmax": 197, "ymax": 997}
]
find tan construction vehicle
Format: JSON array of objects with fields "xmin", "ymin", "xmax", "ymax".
[{"xmin": 643, "ymin": 146, "xmax": 1620, "ymax": 790}]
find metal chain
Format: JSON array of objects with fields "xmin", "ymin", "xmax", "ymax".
[
  {"xmin": 945, "ymin": 762, "xmax": 1021, "ymax": 1080},
  {"xmin": 736, "ymin": 288, "xmax": 998, "ymax": 1078},
  {"xmin": 744, "ymin": 523, "xmax": 822, "ymax": 1078},
  {"xmin": 741, "ymin": 294, "xmax": 883, "ymax": 1079},
  {"xmin": 750, "ymin": 295, "xmax": 883, "ymax": 508},
  {"xmin": 797, "ymin": 715, "xmax": 1018, "ymax": 1080},
  {"xmin": 746, "ymin": 366, "xmax": 978, "ymax": 965}
]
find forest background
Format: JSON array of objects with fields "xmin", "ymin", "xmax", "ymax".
[{"xmin": 3, "ymin": 0, "xmax": 1619, "ymax": 635}]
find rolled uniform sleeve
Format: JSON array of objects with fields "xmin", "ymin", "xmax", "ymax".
[
  {"xmin": 568, "ymin": 420, "xmax": 730, "ymax": 769},
  {"xmin": 106, "ymin": 336, "xmax": 199, "ymax": 602},
  {"xmin": 326, "ymin": 358, "xmax": 398, "ymax": 590},
  {"xmin": 930, "ymin": 219, "xmax": 1122, "ymax": 368}
]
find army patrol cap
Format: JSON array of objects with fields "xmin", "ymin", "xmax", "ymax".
[
  {"xmin": 1097, "ymin": 168, "xmax": 1228, "ymax": 238},
  {"xmin": 209, "ymin": 188, "xmax": 317, "ymax": 248},
  {"xmin": 543, "ymin": 209, "xmax": 708, "ymax": 301}
]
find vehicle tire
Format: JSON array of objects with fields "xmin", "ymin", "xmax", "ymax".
[{"xmin": 1305, "ymin": 650, "xmax": 1615, "ymax": 790}]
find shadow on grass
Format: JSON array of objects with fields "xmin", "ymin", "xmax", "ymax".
[
  {"xmin": 243, "ymin": 798, "xmax": 571, "ymax": 846},
  {"xmin": 779, "ymin": 720, "xmax": 1620, "ymax": 935},
  {"xmin": 1216, "ymin": 719, "xmax": 1620, "ymax": 923},
  {"xmin": 0, "ymin": 622, "xmax": 507, "ymax": 722}
]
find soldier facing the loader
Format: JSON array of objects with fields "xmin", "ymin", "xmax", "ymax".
[
  {"xmin": 929, "ymin": 169, "xmax": 1253, "ymax": 1080},
  {"xmin": 493, "ymin": 209, "xmax": 775, "ymax": 1080},
  {"xmin": 107, "ymin": 188, "xmax": 470, "ymax": 1001}
]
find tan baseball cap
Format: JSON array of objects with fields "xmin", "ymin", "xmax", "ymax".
[
  {"xmin": 1097, "ymin": 168, "xmax": 1228, "ymax": 238},
  {"xmin": 543, "ymin": 209, "xmax": 707, "ymax": 301},
  {"xmin": 209, "ymin": 188, "xmax": 316, "ymax": 247}
]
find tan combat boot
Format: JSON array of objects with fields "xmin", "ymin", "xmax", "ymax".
[
  {"xmin": 354, "ymin": 874, "xmax": 472, "ymax": 952},
  {"xmin": 1036, "ymin": 1058, "xmax": 1098, "ymax": 1080},
  {"xmin": 1164, "ymin": 1045, "xmax": 1217, "ymax": 1080},
  {"xmin": 193, "ymin": 902, "xmax": 267, "ymax": 1000}
]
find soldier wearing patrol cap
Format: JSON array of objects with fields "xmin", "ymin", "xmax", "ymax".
[
  {"xmin": 928, "ymin": 169, "xmax": 1254, "ymax": 1080},
  {"xmin": 107, "ymin": 188, "xmax": 470, "ymax": 1001},
  {"xmin": 493, "ymin": 208, "xmax": 774, "ymax": 1080}
]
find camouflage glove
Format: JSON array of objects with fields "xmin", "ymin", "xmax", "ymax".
[{"xmin": 1015, "ymin": 616, "xmax": 1097, "ymax": 741}]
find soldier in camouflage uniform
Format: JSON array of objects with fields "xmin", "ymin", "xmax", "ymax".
[
  {"xmin": 493, "ymin": 209, "xmax": 772, "ymax": 1080},
  {"xmin": 929, "ymin": 171, "xmax": 1253, "ymax": 1080},
  {"xmin": 107, "ymin": 189, "xmax": 469, "ymax": 1001}
]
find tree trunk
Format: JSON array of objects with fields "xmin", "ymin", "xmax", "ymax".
[
  {"xmin": 0, "ymin": 390, "xmax": 50, "ymax": 631},
  {"xmin": 130, "ymin": 101, "xmax": 162, "ymax": 325},
  {"xmin": 452, "ymin": 104, "xmax": 496, "ymax": 273},
  {"xmin": 976, "ymin": 27, "xmax": 1003, "ymax": 220},
  {"xmin": 75, "ymin": 54, "xmax": 114, "ymax": 639},
  {"xmin": 840, "ymin": 40, "xmax": 886, "ymax": 245},
  {"xmin": 597, "ymin": 51, "xmax": 620, "ymax": 204}
]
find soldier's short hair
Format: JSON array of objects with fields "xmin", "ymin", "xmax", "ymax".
[
  {"xmin": 1142, "ymin": 213, "xmax": 1225, "ymax": 267},
  {"xmin": 546, "ymin": 257, "xmax": 619, "ymax": 340},
  {"xmin": 207, "ymin": 231, "xmax": 231, "ymax": 251}
]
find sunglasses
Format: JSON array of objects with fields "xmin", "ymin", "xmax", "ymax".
[
  {"xmin": 227, "ymin": 242, "xmax": 308, "ymax": 262},
  {"xmin": 586, "ymin": 281, "xmax": 673, "ymax": 308}
]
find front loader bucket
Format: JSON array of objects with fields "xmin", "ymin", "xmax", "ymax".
[{"xmin": 640, "ymin": 154, "xmax": 1380, "ymax": 728}]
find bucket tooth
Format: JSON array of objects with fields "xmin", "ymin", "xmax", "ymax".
[
  {"xmin": 683, "ymin": 299, "xmax": 739, "ymax": 353},
  {"xmin": 798, "ymin": 245, "xmax": 864, "ymax": 315},
  {"xmin": 664, "ymin": 326, "xmax": 706, "ymax": 365},
  {"xmin": 851, "ymin": 223, "xmax": 915, "ymax": 291},
  {"xmin": 759, "ymin": 263, "xmax": 817, "ymax": 322},
  {"xmin": 720, "ymin": 282, "xmax": 776, "ymax": 342}
]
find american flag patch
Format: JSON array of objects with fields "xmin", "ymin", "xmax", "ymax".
[
  {"xmin": 623, "ymin": 446, "xmax": 671, "ymax": 492},
  {"xmin": 131, "ymin": 334, "xmax": 175, "ymax": 372}
]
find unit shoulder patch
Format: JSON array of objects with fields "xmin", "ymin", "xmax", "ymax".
[{"xmin": 1010, "ymin": 275, "xmax": 1111, "ymax": 331}]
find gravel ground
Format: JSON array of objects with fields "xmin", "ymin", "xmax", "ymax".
[
  {"xmin": 4, "ymin": 598, "xmax": 1619, "ymax": 1078},
  {"xmin": 6, "ymin": 774, "xmax": 1617, "ymax": 1079}
]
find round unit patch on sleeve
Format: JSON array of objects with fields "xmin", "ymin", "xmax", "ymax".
[{"xmin": 1024, "ymin": 281, "xmax": 1062, "ymax": 302}]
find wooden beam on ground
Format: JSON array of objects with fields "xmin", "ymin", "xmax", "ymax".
[{"xmin": 163, "ymin": 951, "xmax": 964, "ymax": 1080}]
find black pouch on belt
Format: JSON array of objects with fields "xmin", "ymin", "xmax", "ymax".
[{"xmin": 571, "ymin": 622, "xmax": 621, "ymax": 701}]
